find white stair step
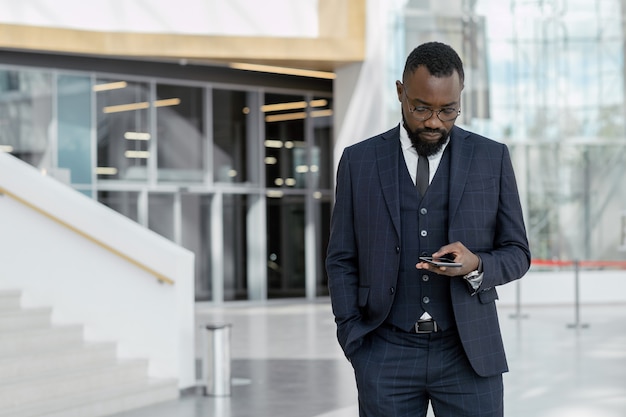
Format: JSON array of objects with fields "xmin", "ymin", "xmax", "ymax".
[
  {"xmin": 0, "ymin": 325, "xmax": 84, "ymax": 356},
  {"xmin": 0, "ymin": 342, "xmax": 117, "ymax": 380},
  {"xmin": 0, "ymin": 378, "xmax": 178, "ymax": 417},
  {"xmin": 0, "ymin": 360, "xmax": 149, "ymax": 409},
  {"xmin": 0, "ymin": 307, "xmax": 52, "ymax": 331},
  {"xmin": 0, "ymin": 289, "xmax": 178, "ymax": 417},
  {"xmin": 0, "ymin": 290, "xmax": 21, "ymax": 311}
]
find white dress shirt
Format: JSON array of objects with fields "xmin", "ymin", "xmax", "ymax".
[{"xmin": 398, "ymin": 123, "xmax": 450, "ymax": 187}]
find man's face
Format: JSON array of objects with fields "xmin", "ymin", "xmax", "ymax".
[{"xmin": 396, "ymin": 65, "xmax": 463, "ymax": 156}]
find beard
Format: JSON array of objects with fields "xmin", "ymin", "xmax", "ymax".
[{"xmin": 402, "ymin": 116, "xmax": 449, "ymax": 157}]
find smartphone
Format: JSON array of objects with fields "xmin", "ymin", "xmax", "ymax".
[{"xmin": 418, "ymin": 256, "xmax": 462, "ymax": 268}]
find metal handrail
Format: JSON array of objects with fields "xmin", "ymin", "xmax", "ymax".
[{"xmin": 0, "ymin": 186, "xmax": 174, "ymax": 285}]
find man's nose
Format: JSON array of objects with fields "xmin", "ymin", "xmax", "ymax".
[{"xmin": 424, "ymin": 111, "xmax": 444, "ymax": 128}]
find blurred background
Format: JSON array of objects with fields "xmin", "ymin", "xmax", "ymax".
[
  {"xmin": 0, "ymin": 1, "xmax": 625, "ymax": 416},
  {"xmin": 2, "ymin": 0, "xmax": 624, "ymax": 304}
]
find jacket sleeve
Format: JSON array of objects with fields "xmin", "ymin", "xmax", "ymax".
[
  {"xmin": 325, "ymin": 148, "xmax": 366, "ymax": 357},
  {"xmin": 478, "ymin": 144, "xmax": 531, "ymax": 290}
]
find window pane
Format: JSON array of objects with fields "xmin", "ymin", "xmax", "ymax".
[
  {"xmin": 96, "ymin": 79, "xmax": 150, "ymax": 181},
  {"xmin": 317, "ymin": 199, "xmax": 331, "ymax": 296},
  {"xmin": 156, "ymin": 84, "xmax": 205, "ymax": 183},
  {"xmin": 223, "ymin": 194, "xmax": 248, "ymax": 300},
  {"xmin": 148, "ymin": 193, "xmax": 175, "ymax": 241},
  {"xmin": 98, "ymin": 191, "xmax": 140, "ymax": 223},
  {"xmin": 267, "ymin": 195, "xmax": 305, "ymax": 298},
  {"xmin": 57, "ymin": 75, "xmax": 92, "ymax": 188},
  {"xmin": 312, "ymin": 96, "xmax": 333, "ymax": 190},
  {"xmin": 213, "ymin": 89, "xmax": 249, "ymax": 183},
  {"xmin": 181, "ymin": 194, "xmax": 213, "ymax": 301},
  {"xmin": 264, "ymin": 93, "xmax": 306, "ymax": 189},
  {"xmin": 0, "ymin": 69, "xmax": 53, "ymax": 168}
]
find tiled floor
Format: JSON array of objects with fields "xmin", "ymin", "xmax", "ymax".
[{"xmin": 110, "ymin": 299, "xmax": 626, "ymax": 417}]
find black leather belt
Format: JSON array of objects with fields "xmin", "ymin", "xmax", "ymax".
[
  {"xmin": 384, "ymin": 319, "xmax": 439, "ymax": 334},
  {"xmin": 413, "ymin": 319, "xmax": 438, "ymax": 334}
]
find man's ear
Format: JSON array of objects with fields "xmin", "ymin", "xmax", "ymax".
[{"xmin": 395, "ymin": 80, "xmax": 404, "ymax": 102}]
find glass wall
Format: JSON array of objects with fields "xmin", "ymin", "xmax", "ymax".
[
  {"xmin": 57, "ymin": 75, "xmax": 92, "ymax": 195},
  {"xmin": 95, "ymin": 79, "xmax": 151, "ymax": 182},
  {"xmin": 0, "ymin": 69, "xmax": 53, "ymax": 169},
  {"xmin": 0, "ymin": 62, "xmax": 333, "ymax": 302},
  {"xmin": 213, "ymin": 89, "xmax": 252, "ymax": 184},
  {"xmin": 480, "ymin": 0, "xmax": 626, "ymax": 262},
  {"xmin": 156, "ymin": 84, "xmax": 205, "ymax": 183},
  {"xmin": 390, "ymin": 0, "xmax": 626, "ymax": 263}
]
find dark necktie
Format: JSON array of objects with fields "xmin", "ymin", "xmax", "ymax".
[{"xmin": 416, "ymin": 154, "xmax": 429, "ymax": 196}]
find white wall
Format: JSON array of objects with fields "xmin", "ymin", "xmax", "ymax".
[
  {"xmin": 0, "ymin": 0, "xmax": 319, "ymax": 38},
  {"xmin": 498, "ymin": 269, "xmax": 626, "ymax": 306},
  {"xmin": 0, "ymin": 153, "xmax": 196, "ymax": 389}
]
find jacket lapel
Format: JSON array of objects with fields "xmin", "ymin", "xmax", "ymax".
[
  {"xmin": 376, "ymin": 126, "xmax": 402, "ymax": 238},
  {"xmin": 448, "ymin": 126, "xmax": 473, "ymax": 225}
]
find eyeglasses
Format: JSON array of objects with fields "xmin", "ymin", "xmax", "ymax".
[{"xmin": 403, "ymin": 87, "xmax": 461, "ymax": 122}]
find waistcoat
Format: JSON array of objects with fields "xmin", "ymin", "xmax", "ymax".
[{"xmin": 384, "ymin": 146, "xmax": 455, "ymax": 331}]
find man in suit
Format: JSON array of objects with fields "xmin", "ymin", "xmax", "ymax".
[{"xmin": 326, "ymin": 42, "xmax": 531, "ymax": 416}]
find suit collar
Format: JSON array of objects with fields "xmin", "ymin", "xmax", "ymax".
[
  {"xmin": 447, "ymin": 126, "xmax": 474, "ymax": 221},
  {"xmin": 374, "ymin": 125, "xmax": 475, "ymax": 236},
  {"xmin": 376, "ymin": 126, "xmax": 402, "ymax": 237}
]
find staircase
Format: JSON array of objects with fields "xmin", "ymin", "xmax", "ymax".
[{"xmin": 0, "ymin": 290, "xmax": 179, "ymax": 417}]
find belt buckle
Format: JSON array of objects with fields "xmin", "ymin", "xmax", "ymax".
[{"xmin": 414, "ymin": 319, "xmax": 438, "ymax": 334}]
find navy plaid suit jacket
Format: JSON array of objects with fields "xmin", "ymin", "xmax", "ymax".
[{"xmin": 326, "ymin": 125, "xmax": 531, "ymax": 377}]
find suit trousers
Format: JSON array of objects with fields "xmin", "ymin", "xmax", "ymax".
[{"xmin": 350, "ymin": 325, "xmax": 503, "ymax": 417}]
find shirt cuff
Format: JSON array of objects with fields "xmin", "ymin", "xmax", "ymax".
[
  {"xmin": 464, "ymin": 257, "xmax": 483, "ymax": 294},
  {"xmin": 465, "ymin": 272, "xmax": 484, "ymax": 291}
]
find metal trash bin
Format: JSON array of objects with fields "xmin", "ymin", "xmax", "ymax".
[{"xmin": 204, "ymin": 323, "xmax": 232, "ymax": 396}]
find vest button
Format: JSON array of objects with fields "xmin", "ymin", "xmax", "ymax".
[
  {"xmin": 390, "ymin": 287, "xmax": 395, "ymax": 295},
  {"xmin": 395, "ymin": 246, "xmax": 400, "ymax": 253},
  {"xmin": 422, "ymin": 275, "xmax": 429, "ymax": 282},
  {"xmin": 420, "ymin": 208, "xmax": 428, "ymax": 215},
  {"xmin": 420, "ymin": 230, "xmax": 428, "ymax": 237},
  {"xmin": 422, "ymin": 296, "xmax": 430, "ymax": 304}
]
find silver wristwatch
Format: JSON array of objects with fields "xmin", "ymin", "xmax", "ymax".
[{"xmin": 463, "ymin": 269, "xmax": 481, "ymax": 280}]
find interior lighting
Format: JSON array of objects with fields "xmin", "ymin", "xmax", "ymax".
[
  {"xmin": 285, "ymin": 178, "xmax": 296, "ymax": 186},
  {"xmin": 265, "ymin": 112, "xmax": 307, "ymax": 123},
  {"xmin": 295, "ymin": 165, "xmax": 309, "ymax": 173},
  {"xmin": 96, "ymin": 167, "xmax": 118, "ymax": 175},
  {"xmin": 93, "ymin": 81, "xmax": 128, "ymax": 92},
  {"xmin": 229, "ymin": 63, "xmax": 336, "ymax": 80},
  {"xmin": 311, "ymin": 109, "xmax": 333, "ymax": 118},
  {"xmin": 0, "ymin": 145, "xmax": 14, "ymax": 153},
  {"xmin": 267, "ymin": 190, "xmax": 284, "ymax": 198},
  {"xmin": 104, "ymin": 102, "xmax": 150, "ymax": 114},
  {"xmin": 265, "ymin": 140, "xmax": 283, "ymax": 148},
  {"xmin": 261, "ymin": 99, "xmax": 329, "ymax": 113},
  {"xmin": 313, "ymin": 191, "xmax": 322, "ymax": 199},
  {"xmin": 265, "ymin": 109, "xmax": 333, "ymax": 123},
  {"xmin": 103, "ymin": 98, "xmax": 181, "ymax": 114},
  {"xmin": 310, "ymin": 99, "xmax": 328, "ymax": 107},
  {"xmin": 265, "ymin": 157, "xmax": 278, "ymax": 165},
  {"xmin": 261, "ymin": 101, "xmax": 308, "ymax": 113},
  {"xmin": 274, "ymin": 178, "xmax": 285, "ymax": 186},
  {"xmin": 154, "ymin": 98, "xmax": 181, "ymax": 107},
  {"xmin": 124, "ymin": 132, "xmax": 151, "ymax": 140},
  {"xmin": 228, "ymin": 170, "xmax": 238, "ymax": 177},
  {"xmin": 124, "ymin": 150, "xmax": 150, "ymax": 159}
]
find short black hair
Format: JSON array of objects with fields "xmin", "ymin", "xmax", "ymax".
[{"xmin": 403, "ymin": 42, "xmax": 464, "ymax": 85}]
